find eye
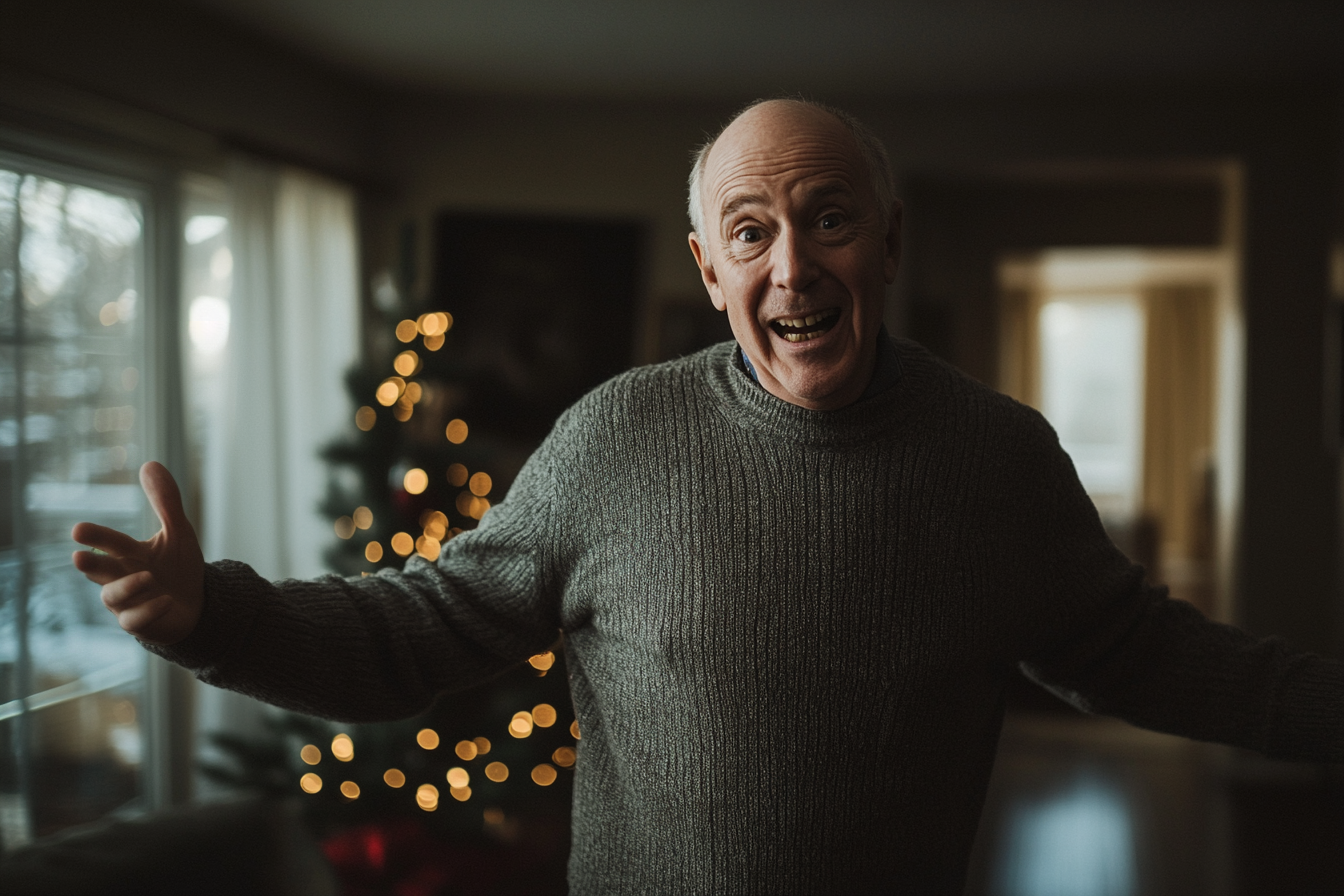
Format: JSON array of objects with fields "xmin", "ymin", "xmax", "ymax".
[
  {"xmin": 818, "ymin": 213, "xmax": 844, "ymax": 230},
  {"xmin": 736, "ymin": 226, "xmax": 763, "ymax": 244}
]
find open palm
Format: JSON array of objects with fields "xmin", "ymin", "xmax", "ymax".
[{"xmin": 72, "ymin": 461, "xmax": 205, "ymax": 646}]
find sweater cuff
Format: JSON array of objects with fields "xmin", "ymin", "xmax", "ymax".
[
  {"xmin": 1267, "ymin": 655, "xmax": 1344, "ymax": 762},
  {"xmin": 141, "ymin": 560, "xmax": 269, "ymax": 672}
]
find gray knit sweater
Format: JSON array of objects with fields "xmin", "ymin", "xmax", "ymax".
[{"xmin": 156, "ymin": 338, "xmax": 1344, "ymax": 895}]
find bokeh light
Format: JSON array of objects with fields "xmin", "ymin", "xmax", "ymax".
[
  {"xmin": 416, "ymin": 728, "xmax": 440, "ymax": 750},
  {"xmin": 469, "ymin": 472, "xmax": 492, "ymax": 497},
  {"xmin": 300, "ymin": 744, "xmax": 321, "ymax": 765},
  {"xmin": 340, "ymin": 781, "xmax": 360, "ymax": 799},
  {"xmin": 484, "ymin": 762, "xmax": 508, "ymax": 782},
  {"xmin": 416, "ymin": 784, "xmax": 438, "ymax": 811},
  {"xmin": 415, "ymin": 535, "xmax": 441, "ymax": 562},
  {"xmin": 509, "ymin": 712, "xmax": 533, "ymax": 738},
  {"xmin": 552, "ymin": 747, "xmax": 577, "ymax": 768},
  {"xmin": 355, "ymin": 406, "xmax": 376, "ymax": 431},
  {"xmin": 473, "ymin": 737, "xmax": 492, "ymax": 755},
  {"xmin": 445, "ymin": 419, "xmax": 468, "ymax": 444},
  {"xmin": 395, "ymin": 320, "xmax": 418, "ymax": 342},
  {"xmin": 447, "ymin": 463, "xmax": 468, "ymax": 487},
  {"xmin": 531, "ymin": 764, "xmax": 558, "ymax": 786},
  {"xmin": 353, "ymin": 506, "xmax": 373, "ymax": 529},
  {"xmin": 455, "ymin": 740, "xmax": 478, "ymax": 761},
  {"xmin": 450, "ymin": 786, "xmax": 472, "ymax": 802},
  {"xmin": 446, "ymin": 767, "xmax": 469, "ymax": 789},
  {"xmin": 365, "ymin": 541, "xmax": 383, "ymax": 563},
  {"xmin": 300, "ymin": 773, "xmax": 322, "ymax": 794},
  {"xmin": 334, "ymin": 516, "xmax": 355, "ymax": 539},
  {"xmin": 424, "ymin": 333, "xmax": 444, "ymax": 351},
  {"xmin": 570, "ymin": 720, "xmax": 581, "ymax": 740},
  {"xmin": 393, "ymin": 350, "xmax": 420, "ymax": 377},
  {"xmin": 528, "ymin": 651, "xmax": 556, "ymax": 671},
  {"xmin": 391, "ymin": 532, "xmax": 414, "ymax": 556},
  {"xmin": 332, "ymin": 734, "xmax": 354, "ymax": 761},
  {"xmin": 403, "ymin": 468, "xmax": 429, "ymax": 495},
  {"xmin": 532, "ymin": 704, "xmax": 557, "ymax": 727},
  {"xmin": 375, "ymin": 381, "xmax": 401, "ymax": 406},
  {"xmin": 405, "ymin": 381, "xmax": 423, "ymax": 403},
  {"xmin": 384, "ymin": 768, "xmax": 406, "ymax": 788}
]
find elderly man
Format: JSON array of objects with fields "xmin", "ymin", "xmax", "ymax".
[{"xmin": 74, "ymin": 99, "xmax": 1342, "ymax": 895}]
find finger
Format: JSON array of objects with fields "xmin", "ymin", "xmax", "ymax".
[
  {"xmin": 115, "ymin": 593, "xmax": 175, "ymax": 639},
  {"xmin": 73, "ymin": 550, "xmax": 137, "ymax": 585},
  {"xmin": 101, "ymin": 570, "xmax": 158, "ymax": 612},
  {"xmin": 72, "ymin": 522, "xmax": 145, "ymax": 559},
  {"xmin": 140, "ymin": 461, "xmax": 189, "ymax": 537}
]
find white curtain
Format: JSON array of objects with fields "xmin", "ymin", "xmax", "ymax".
[{"xmin": 195, "ymin": 157, "xmax": 360, "ymax": 798}]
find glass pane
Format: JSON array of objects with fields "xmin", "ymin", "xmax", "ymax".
[
  {"xmin": 0, "ymin": 170, "xmax": 18, "ymax": 328},
  {"xmin": 29, "ymin": 685, "xmax": 142, "ymax": 837},
  {"xmin": 18, "ymin": 177, "xmax": 142, "ymax": 342},
  {"xmin": 1, "ymin": 167, "xmax": 150, "ymax": 845},
  {"xmin": 1039, "ymin": 296, "xmax": 1145, "ymax": 521}
]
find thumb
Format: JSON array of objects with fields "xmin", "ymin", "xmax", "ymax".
[{"xmin": 140, "ymin": 461, "xmax": 188, "ymax": 536}]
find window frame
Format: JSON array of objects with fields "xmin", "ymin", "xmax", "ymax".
[{"xmin": 0, "ymin": 130, "xmax": 192, "ymax": 837}]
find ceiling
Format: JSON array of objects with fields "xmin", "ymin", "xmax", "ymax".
[{"xmin": 185, "ymin": 0, "xmax": 1344, "ymax": 100}]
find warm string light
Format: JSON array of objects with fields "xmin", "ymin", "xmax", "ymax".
[
  {"xmin": 300, "ymin": 773, "xmax": 322, "ymax": 794},
  {"xmin": 300, "ymin": 744, "xmax": 321, "ymax": 765},
  {"xmin": 331, "ymin": 734, "xmax": 354, "ymax": 762},
  {"xmin": 416, "ymin": 728, "xmax": 440, "ymax": 750}
]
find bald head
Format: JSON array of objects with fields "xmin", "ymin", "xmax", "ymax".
[{"xmin": 688, "ymin": 99, "xmax": 895, "ymax": 239}]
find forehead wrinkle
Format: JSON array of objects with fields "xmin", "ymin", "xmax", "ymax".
[{"xmin": 706, "ymin": 141, "xmax": 867, "ymax": 224}]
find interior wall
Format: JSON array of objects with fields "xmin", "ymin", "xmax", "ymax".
[{"xmin": 1, "ymin": 0, "xmax": 382, "ymax": 178}]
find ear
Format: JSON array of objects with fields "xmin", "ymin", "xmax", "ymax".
[
  {"xmin": 688, "ymin": 231, "xmax": 728, "ymax": 312},
  {"xmin": 883, "ymin": 200, "xmax": 903, "ymax": 284}
]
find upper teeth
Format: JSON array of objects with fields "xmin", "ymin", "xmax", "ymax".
[{"xmin": 778, "ymin": 312, "xmax": 833, "ymax": 328}]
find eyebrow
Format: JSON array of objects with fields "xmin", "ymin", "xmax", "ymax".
[{"xmin": 716, "ymin": 181, "xmax": 858, "ymax": 225}]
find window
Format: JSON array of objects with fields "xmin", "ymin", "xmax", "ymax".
[
  {"xmin": 999, "ymin": 249, "xmax": 1238, "ymax": 618},
  {"xmin": 0, "ymin": 153, "xmax": 161, "ymax": 847}
]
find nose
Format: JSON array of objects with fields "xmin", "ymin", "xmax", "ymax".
[{"xmin": 770, "ymin": 225, "xmax": 820, "ymax": 293}]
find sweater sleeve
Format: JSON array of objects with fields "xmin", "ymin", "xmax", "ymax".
[
  {"xmin": 1002, "ymin": 407, "xmax": 1344, "ymax": 762},
  {"xmin": 144, "ymin": 411, "xmax": 578, "ymax": 724}
]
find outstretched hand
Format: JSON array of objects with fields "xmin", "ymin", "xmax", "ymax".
[{"xmin": 72, "ymin": 461, "xmax": 205, "ymax": 646}]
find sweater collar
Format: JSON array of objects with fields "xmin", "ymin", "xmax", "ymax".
[{"xmin": 703, "ymin": 333, "xmax": 936, "ymax": 446}]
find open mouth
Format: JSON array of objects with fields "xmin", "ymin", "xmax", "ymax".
[{"xmin": 769, "ymin": 309, "xmax": 840, "ymax": 343}]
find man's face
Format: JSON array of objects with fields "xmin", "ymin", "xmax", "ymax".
[{"xmin": 688, "ymin": 102, "xmax": 901, "ymax": 410}]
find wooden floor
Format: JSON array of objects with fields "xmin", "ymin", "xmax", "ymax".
[{"xmin": 964, "ymin": 711, "xmax": 1344, "ymax": 896}]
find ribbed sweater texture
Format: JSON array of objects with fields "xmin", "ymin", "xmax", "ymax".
[{"xmin": 154, "ymin": 338, "xmax": 1344, "ymax": 895}]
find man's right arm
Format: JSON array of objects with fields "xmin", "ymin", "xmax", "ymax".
[{"xmin": 73, "ymin": 451, "xmax": 567, "ymax": 723}]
